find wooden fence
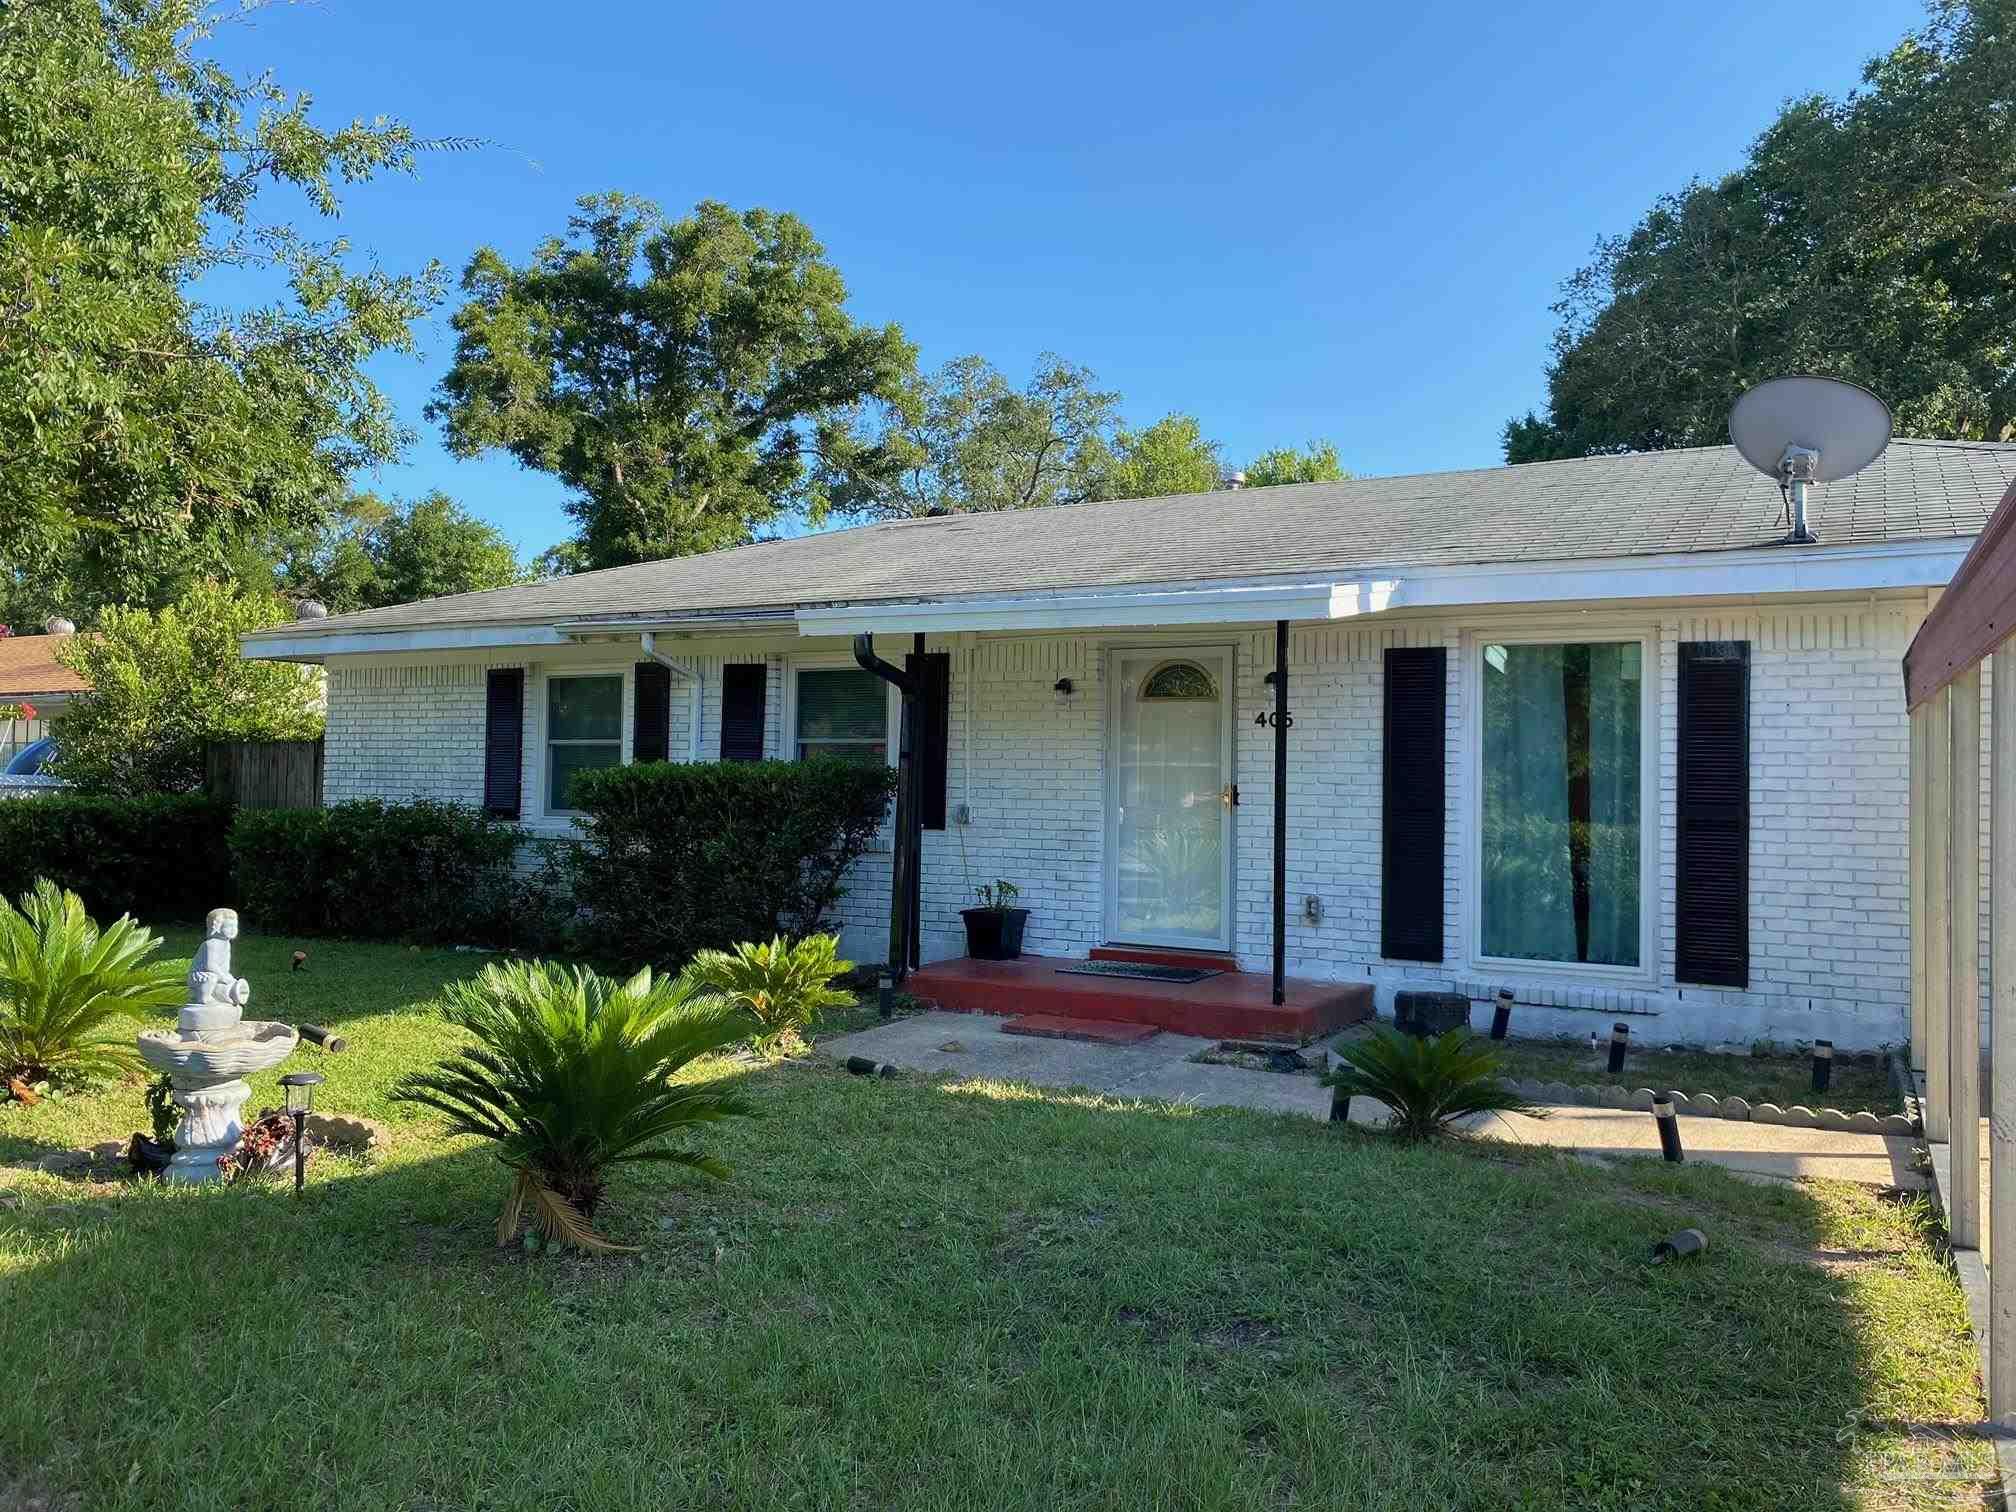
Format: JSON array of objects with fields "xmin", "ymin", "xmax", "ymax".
[{"xmin": 205, "ymin": 739, "xmax": 324, "ymax": 810}]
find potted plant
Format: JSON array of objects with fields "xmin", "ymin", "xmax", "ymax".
[{"xmin": 961, "ymin": 880, "xmax": 1029, "ymax": 961}]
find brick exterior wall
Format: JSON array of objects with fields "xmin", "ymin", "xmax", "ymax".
[{"xmin": 321, "ymin": 597, "xmax": 1964, "ymax": 1051}]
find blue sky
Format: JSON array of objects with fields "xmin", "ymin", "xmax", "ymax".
[{"xmin": 199, "ymin": 0, "xmax": 1927, "ymax": 560}]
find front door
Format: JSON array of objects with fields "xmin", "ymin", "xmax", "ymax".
[{"xmin": 1106, "ymin": 647, "xmax": 1235, "ymax": 950}]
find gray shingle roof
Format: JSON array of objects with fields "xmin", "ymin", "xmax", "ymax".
[{"xmin": 253, "ymin": 440, "xmax": 2016, "ymax": 638}]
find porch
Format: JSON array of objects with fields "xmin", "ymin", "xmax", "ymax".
[{"xmin": 907, "ymin": 948, "xmax": 1374, "ymax": 1042}]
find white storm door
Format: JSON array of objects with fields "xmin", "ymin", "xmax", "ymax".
[{"xmin": 1105, "ymin": 647, "xmax": 1235, "ymax": 950}]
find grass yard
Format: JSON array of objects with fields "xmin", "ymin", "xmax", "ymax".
[
  {"xmin": 1487, "ymin": 1033, "xmax": 1899, "ymax": 1113},
  {"xmin": 0, "ymin": 933, "xmax": 1994, "ymax": 1510}
]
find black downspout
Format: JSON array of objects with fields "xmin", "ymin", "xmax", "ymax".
[
  {"xmin": 1273, "ymin": 620, "xmax": 1289, "ymax": 1007},
  {"xmin": 853, "ymin": 633, "xmax": 924, "ymax": 981}
]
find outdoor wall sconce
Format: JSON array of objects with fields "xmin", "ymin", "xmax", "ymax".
[
  {"xmin": 1053, "ymin": 678, "xmax": 1075, "ymax": 700},
  {"xmin": 279, "ymin": 1071, "xmax": 324, "ymax": 1196}
]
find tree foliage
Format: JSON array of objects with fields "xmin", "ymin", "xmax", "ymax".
[
  {"xmin": 0, "ymin": 0, "xmax": 445, "ymax": 621},
  {"xmin": 1508, "ymin": 0, "xmax": 2016, "ymax": 458},
  {"xmin": 274, "ymin": 491, "xmax": 525, "ymax": 613},
  {"xmin": 830, "ymin": 355, "xmax": 1233, "ymax": 516},
  {"xmin": 1241, "ymin": 440, "xmax": 1347, "ymax": 488},
  {"xmin": 1091, "ymin": 414, "xmax": 1222, "ymax": 500},
  {"xmin": 429, "ymin": 194, "xmax": 917, "ymax": 569},
  {"xmin": 53, "ymin": 583, "xmax": 324, "ymax": 795}
]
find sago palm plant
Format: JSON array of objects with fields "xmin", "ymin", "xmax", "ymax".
[
  {"xmin": 1320, "ymin": 1027, "xmax": 1544, "ymax": 1141},
  {"xmin": 0, "ymin": 879, "xmax": 185, "ymax": 1088},
  {"xmin": 686, "ymin": 933, "xmax": 855, "ymax": 1057},
  {"xmin": 391, "ymin": 959, "xmax": 755, "ymax": 1252}
]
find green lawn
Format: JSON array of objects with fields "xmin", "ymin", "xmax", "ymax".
[
  {"xmin": 0, "ymin": 933, "xmax": 1992, "ymax": 1510},
  {"xmin": 1486, "ymin": 1034, "xmax": 1899, "ymax": 1113}
]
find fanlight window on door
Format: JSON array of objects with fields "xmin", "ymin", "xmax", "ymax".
[{"xmin": 1139, "ymin": 661, "xmax": 1217, "ymax": 700}]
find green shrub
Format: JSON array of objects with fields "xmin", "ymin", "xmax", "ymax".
[
  {"xmin": 565, "ymin": 759, "xmax": 894, "ymax": 971},
  {"xmin": 229, "ymin": 799, "xmax": 524, "ymax": 941},
  {"xmin": 1320, "ymin": 1028, "xmax": 1545, "ymax": 1141},
  {"xmin": 687, "ymin": 933, "xmax": 855, "ymax": 1057},
  {"xmin": 53, "ymin": 582, "xmax": 324, "ymax": 796},
  {"xmin": 0, "ymin": 794, "xmax": 233, "ymax": 922},
  {"xmin": 0, "ymin": 880, "xmax": 186, "ymax": 1086},
  {"xmin": 390, "ymin": 959, "xmax": 755, "ymax": 1251}
]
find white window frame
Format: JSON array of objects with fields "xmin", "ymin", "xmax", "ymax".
[
  {"xmin": 1462, "ymin": 624, "xmax": 1659, "ymax": 987},
  {"xmin": 782, "ymin": 655, "xmax": 900, "ymax": 768},
  {"xmin": 539, "ymin": 666, "xmax": 629, "ymax": 819}
]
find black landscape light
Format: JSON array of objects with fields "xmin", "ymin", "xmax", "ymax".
[
  {"xmin": 1607, "ymin": 1022, "xmax": 1630, "ymax": 1076},
  {"xmin": 279, "ymin": 1071, "xmax": 324, "ymax": 1196},
  {"xmin": 1652, "ymin": 1095, "xmax": 1684, "ymax": 1163},
  {"xmin": 1811, "ymin": 1040, "xmax": 1833, "ymax": 1094},
  {"xmin": 1490, "ymin": 989, "xmax": 1514, "ymax": 1041}
]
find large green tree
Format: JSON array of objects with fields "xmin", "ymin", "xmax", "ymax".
[
  {"xmin": 429, "ymin": 194, "xmax": 917, "ymax": 569},
  {"xmin": 1241, "ymin": 441, "xmax": 1348, "ymax": 488},
  {"xmin": 1507, "ymin": 0, "xmax": 2016, "ymax": 460},
  {"xmin": 0, "ymin": 0, "xmax": 445, "ymax": 620},
  {"xmin": 275, "ymin": 491, "xmax": 525, "ymax": 613},
  {"xmin": 53, "ymin": 583, "xmax": 324, "ymax": 796},
  {"xmin": 1091, "ymin": 414, "xmax": 1223, "ymax": 500},
  {"xmin": 827, "ymin": 355, "xmax": 1228, "ymax": 516}
]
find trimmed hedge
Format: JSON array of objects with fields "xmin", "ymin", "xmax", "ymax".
[
  {"xmin": 0, "ymin": 793, "xmax": 234, "ymax": 922},
  {"xmin": 565, "ymin": 758, "xmax": 895, "ymax": 971},
  {"xmin": 229, "ymin": 799, "xmax": 528, "ymax": 941}
]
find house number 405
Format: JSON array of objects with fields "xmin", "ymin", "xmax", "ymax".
[{"xmin": 1254, "ymin": 711, "xmax": 1294, "ymax": 728}]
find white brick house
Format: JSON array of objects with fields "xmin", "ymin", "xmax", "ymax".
[{"xmin": 245, "ymin": 442, "xmax": 2016, "ymax": 1051}]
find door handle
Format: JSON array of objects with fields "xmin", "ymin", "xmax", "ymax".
[{"xmin": 1221, "ymin": 783, "xmax": 1239, "ymax": 808}]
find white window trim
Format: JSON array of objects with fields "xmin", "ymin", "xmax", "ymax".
[
  {"xmin": 1461, "ymin": 623, "xmax": 1660, "ymax": 988},
  {"xmin": 781, "ymin": 654, "xmax": 899, "ymax": 767},
  {"xmin": 537, "ymin": 665, "xmax": 631, "ymax": 820}
]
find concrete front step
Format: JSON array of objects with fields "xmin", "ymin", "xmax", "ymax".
[{"xmin": 1000, "ymin": 1013, "xmax": 1162, "ymax": 1045}]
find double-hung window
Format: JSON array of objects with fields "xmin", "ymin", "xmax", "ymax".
[
  {"xmin": 546, "ymin": 673, "xmax": 623, "ymax": 811},
  {"xmin": 1477, "ymin": 638, "xmax": 1646, "ymax": 969},
  {"xmin": 793, "ymin": 668, "xmax": 889, "ymax": 765}
]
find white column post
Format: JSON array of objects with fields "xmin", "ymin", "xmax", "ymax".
[
  {"xmin": 1951, "ymin": 666, "xmax": 1982, "ymax": 1250},
  {"xmin": 1911, "ymin": 702, "xmax": 1931, "ymax": 1071},
  {"xmin": 1992, "ymin": 639, "xmax": 2016, "ymax": 1421},
  {"xmin": 1928, "ymin": 688, "xmax": 1953, "ymax": 1142}
]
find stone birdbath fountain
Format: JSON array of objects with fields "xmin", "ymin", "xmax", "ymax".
[{"xmin": 137, "ymin": 908, "xmax": 299, "ymax": 1184}]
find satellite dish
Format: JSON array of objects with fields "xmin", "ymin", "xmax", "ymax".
[{"xmin": 1728, "ymin": 375, "xmax": 1892, "ymax": 543}]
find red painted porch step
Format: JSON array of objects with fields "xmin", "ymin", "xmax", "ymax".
[
  {"xmin": 908, "ymin": 955, "xmax": 1374, "ymax": 1043},
  {"xmin": 1000, "ymin": 1013, "xmax": 1161, "ymax": 1045}
]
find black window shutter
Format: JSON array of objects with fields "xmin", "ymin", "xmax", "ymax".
[
  {"xmin": 1381, "ymin": 647, "xmax": 1446, "ymax": 962},
  {"xmin": 905, "ymin": 650, "xmax": 951, "ymax": 830},
  {"xmin": 1676, "ymin": 641, "xmax": 1750, "ymax": 987},
  {"xmin": 632, "ymin": 661, "xmax": 671, "ymax": 763},
  {"xmin": 482, "ymin": 668, "xmax": 525, "ymax": 818},
  {"xmin": 720, "ymin": 663, "xmax": 767, "ymax": 762}
]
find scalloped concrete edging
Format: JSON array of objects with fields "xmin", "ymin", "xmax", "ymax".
[{"xmin": 1502, "ymin": 1078, "xmax": 1916, "ymax": 1136}]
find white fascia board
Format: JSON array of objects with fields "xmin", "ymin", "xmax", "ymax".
[
  {"xmin": 238, "ymin": 624, "xmax": 575, "ymax": 662},
  {"xmin": 1376, "ymin": 536, "xmax": 1969, "ymax": 611},
  {"xmin": 794, "ymin": 537, "xmax": 1969, "ymax": 634},
  {"xmin": 793, "ymin": 579, "xmax": 1366, "ymax": 636}
]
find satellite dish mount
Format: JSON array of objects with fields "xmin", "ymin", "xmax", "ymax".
[{"xmin": 1728, "ymin": 376, "xmax": 1893, "ymax": 546}]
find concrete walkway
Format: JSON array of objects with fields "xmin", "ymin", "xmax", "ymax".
[{"xmin": 826, "ymin": 1011, "xmax": 1926, "ymax": 1187}]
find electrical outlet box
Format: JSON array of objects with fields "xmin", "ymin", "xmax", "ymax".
[{"xmin": 954, "ymin": 803, "xmax": 972, "ymax": 826}]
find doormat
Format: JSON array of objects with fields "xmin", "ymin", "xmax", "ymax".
[{"xmin": 1055, "ymin": 961, "xmax": 1221, "ymax": 984}]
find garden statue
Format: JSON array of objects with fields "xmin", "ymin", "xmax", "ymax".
[{"xmin": 137, "ymin": 908, "xmax": 300, "ymax": 1184}]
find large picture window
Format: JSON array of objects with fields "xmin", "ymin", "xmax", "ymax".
[
  {"xmin": 1479, "ymin": 640, "xmax": 1643, "ymax": 968},
  {"xmin": 546, "ymin": 673, "xmax": 622, "ymax": 811},
  {"xmin": 794, "ymin": 668, "xmax": 888, "ymax": 764}
]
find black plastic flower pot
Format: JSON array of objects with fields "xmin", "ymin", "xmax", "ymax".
[{"xmin": 961, "ymin": 907, "xmax": 1029, "ymax": 961}]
